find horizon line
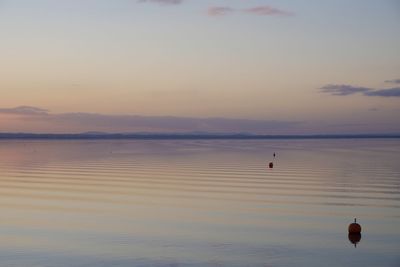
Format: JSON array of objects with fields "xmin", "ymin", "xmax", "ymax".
[{"xmin": 1, "ymin": 132, "xmax": 400, "ymax": 140}]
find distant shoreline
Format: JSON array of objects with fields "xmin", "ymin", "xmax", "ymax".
[{"xmin": 1, "ymin": 133, "xmax": 400, "ymax": 140}]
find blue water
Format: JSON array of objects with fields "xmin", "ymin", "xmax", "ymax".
[{"xmin": 0, "ymin": 139, "xmax": 399, "ymax": 267}]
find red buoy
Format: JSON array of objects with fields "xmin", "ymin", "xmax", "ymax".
[
  {"xmin": 348, "ymin": 218, "xmax": 362, "ymax": 234},
  {"xmin": 269, "ymin": 162, "xmax": 274, "ymax": 168}
]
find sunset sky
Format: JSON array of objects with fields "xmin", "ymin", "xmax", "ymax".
[{"xmin": 1, "ymin": 0, "xmax": 399, "ymax": 134}]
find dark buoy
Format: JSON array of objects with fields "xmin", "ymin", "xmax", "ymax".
[
  {"xmin": 269, "ymin": 162, "xmax": 274, "ymax": 168},
  {"xmin": 348, "ymin": 233, "xmax": 361, "ymax": 248},
  {"xmin": 348, "ymin": 218, "xmax": 362, "ymax": 234}
]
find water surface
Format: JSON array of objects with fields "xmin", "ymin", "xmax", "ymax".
[{"xmin": 0, "ymin": 139, "xmax": 399, "ymax": 267}]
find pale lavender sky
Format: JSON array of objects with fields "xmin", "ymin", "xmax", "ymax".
[{"xmin": 0, "ymin": 0, "xmax": 399, "ymax": 134}]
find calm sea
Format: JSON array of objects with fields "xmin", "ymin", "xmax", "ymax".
[{"xmin": 0, "ymin": 139, "xmax": 399, "ymax": 267}]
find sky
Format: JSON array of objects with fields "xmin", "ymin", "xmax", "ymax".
[{"xmin": 0, "ymin": 0, "xmax": 399, "ymax": 134}]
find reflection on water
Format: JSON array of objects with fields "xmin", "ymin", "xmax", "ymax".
[
  {"xmin": 348, "ymin": 233, "xmax": 362, "ymax": 248},
  {"xmin": 0, "ymin": 139, "xmax": 399, "ymax": 267}
]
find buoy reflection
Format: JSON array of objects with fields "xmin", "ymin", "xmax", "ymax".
[{"xmin": 348, "ymin": 233, "xmax": 362, "ymax": 248}]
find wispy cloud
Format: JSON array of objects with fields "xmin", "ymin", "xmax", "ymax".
[
  {"xmin": 319, "ymin": 83, "xmax": 400, "ymax": 98},
  {"xmin": 364, "ymin": 88, "xmax": 400, "ymax": 97},
  {"xmin": 137, "ymin": 1, "xmax": 293, "ymax": 17},
  {"xmin": 243, "ymin": 6, "xmax": 293, "ymax": 16},
  {"xmin": 207, "ymin": 6, "xmax": 234, "ymax": 17},
  {"xmin": 207, "ymin": 5, "xmax": 292, "ymax": 17},
  {"xmin": 0, "ymin": 106, "xmax": 48, "ymax": 115},
  {"xmin": 138, "ymin": 0, "xmax": 183, "ymax": 5},
  {"xmin": 385, "ymin": 79, "xmax": 400, "ymax": 84},
  {"xmin": 319, "ymin": 85, "xmax": 371, "ymax": 96}
]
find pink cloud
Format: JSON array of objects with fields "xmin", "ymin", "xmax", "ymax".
[
  {"xmin": 207, "ymin": 6, "xmax": 235, "ymax": 16},
  {"xmin": 243, "ymin": 6, "xmax": 293, "ymax": 16}
]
